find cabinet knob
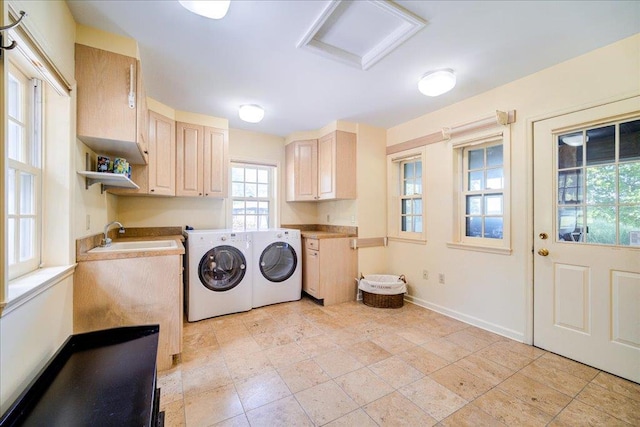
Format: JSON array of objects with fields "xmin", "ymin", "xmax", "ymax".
[
  {"xmin": 144, "ymin": 150, "xmax": 148, "ymax": 154},
  {"xmin": 205, "ymin": 193, "xmax": 208, "ymax": 196},
  {"xmin": 150, "ymin": 189, "xmax": 155, "ymax": 192},
  {"xmin": 199, "ymin": 193, "xmax": 202, "ymax": 196}
]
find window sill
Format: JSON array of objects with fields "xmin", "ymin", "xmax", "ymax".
[
  {"xmin": 446, "ymin": 241, "xmax": 512, "ymax": 255},
  {"xmin": 1, "ymin": 265, "xmax": 76, "ymax": 317}
]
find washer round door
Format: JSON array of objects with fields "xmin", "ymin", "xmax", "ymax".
[
  {"xmin": 198, "ymin": 245, "xmax": 247, "ymax": 291},
  {"xmin": 259, "ymin": 242, "xmax": 297, "ymax": 283}
]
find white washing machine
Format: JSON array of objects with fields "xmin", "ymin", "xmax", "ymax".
[
  {"xmin": 252, "ymin": 229, "xmax": 302, "ymax": 308},
  {"xmin": 184, "ymin": 230, "xmax": 252, "ymax": 321}
]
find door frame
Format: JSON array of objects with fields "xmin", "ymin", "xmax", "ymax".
[{"xmin": 524, "ymin": 92, "xmax": 640, "ymax": 345}]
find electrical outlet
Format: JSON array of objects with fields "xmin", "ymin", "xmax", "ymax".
[
  {"xmin": 422, "ymin": 270, "xmax": 429, "ymax": 280},
  {"xmin": 326, "ymin": 214, "xmax": 330, "ymax": 223},
  {"xmin": 351, "ymin": 215, "xmax": 356, "ymax": 224},
  {"xmin": 438, "ymin": 273, "xmax": 445, "ymax": 284}
]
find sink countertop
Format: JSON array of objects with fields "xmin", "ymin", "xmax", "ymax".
[
  {"xmin": 76, "ymin": 235, "xmax": 185, "ymax": 262},
  {"xmin": 301, "ymin": 231, "xmax": 352, "ymax": 239}
]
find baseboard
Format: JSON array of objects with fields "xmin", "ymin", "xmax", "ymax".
[{"xmin": 404, "ymin": 294, "xmax": 525, "ymax": 342}]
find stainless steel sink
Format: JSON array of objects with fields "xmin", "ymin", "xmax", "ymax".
[{"xmin": 88, "ymin": 240, "xmax": 178, "ymax": 253}]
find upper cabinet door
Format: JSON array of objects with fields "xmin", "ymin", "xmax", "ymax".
[
  {"xmin": 75, "ymin": 44, "xmax": 146, "ymax": 164},
  {"xmin": 203, "ymin": 127, "xmax": 229, "ymax": 198},
  {"xmin": 285, "ymin": 139, "xmax": 315, "ymax": 201},
  {"xmin": 318, "ymin": 133, "xmax": 336, "ymax": 199},
  {"xmin": 148, "ymin": 111, "xmax": 176, "ymax": 196},
  {"xmin": 176, "ymin": 122, "xmax": 204, "ymax": 197}
]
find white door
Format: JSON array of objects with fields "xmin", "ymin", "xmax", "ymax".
[{"xmin": 533, "ymin": 96, "xmax": 640, "ymax": 383}]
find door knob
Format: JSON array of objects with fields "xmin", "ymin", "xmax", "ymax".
[{"xmin": 538, "ymin": 248, "xmax": 549, "ymax": 256}]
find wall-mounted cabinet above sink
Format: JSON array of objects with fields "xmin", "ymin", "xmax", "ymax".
[{"xmin": 75, "ymin": 44, "xmax": 149, "ymax": 165}]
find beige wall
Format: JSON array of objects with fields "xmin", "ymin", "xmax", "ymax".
[{"xmin": 386, "ymin": 34, "xmax": 640, "ymax": 341}]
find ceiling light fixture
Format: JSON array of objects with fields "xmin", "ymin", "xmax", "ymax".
[
  {"xmin": 561, "ymin": 134, "xmax": 588, "ymax": 147},
  {"xmin": 179, "ymin": 0, "xmax": 230, "ymax": 20},
  {"xmin": 239, "ymin": 104, "xmax": 265, "ymax": 123},
  {"xmin": 418, "ymin": 69, "xmax": 456, "ymax": 97}
]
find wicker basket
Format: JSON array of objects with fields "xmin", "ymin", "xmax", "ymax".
[{"xmin": 361, "ymin": 290, "xmax": 404, "ymax": 308}]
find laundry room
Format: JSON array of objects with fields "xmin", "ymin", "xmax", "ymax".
[{"xmin": 1, "ymin": 1, "xmax": 639, "ymax": 426}]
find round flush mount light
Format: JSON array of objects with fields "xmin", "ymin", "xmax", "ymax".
[
  {"xmin": 239, "ymin": 104, "xmax": 265, "ymax": 123},
  {"xmin": 418, "ymin": 69, "xmax": 457, "ymax": 97},
  {"xmin": 179, "ymin": 0, "xmax": 230, "ymax": 20}
]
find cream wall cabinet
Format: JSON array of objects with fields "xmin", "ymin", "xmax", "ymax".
[
  {"xmin": 73, "ymin": 254, "xmax": 183, "ymax": 371},
  {"xmin": 176, "ymin": 122, "xmax": 229, "ymax": 198},
  {"xmin": 302, "ymin": 237, "xmax": 357, "ymax": 305},
  {"xmin": 286, "ymin": 131, "xmax": 356, "ymax": 201},
  {"xmin": 110, "ymin": 111, "xmax": 176, "ymax": 196},
  {"xmin": 75, "ymin": 44, "xmax": 149, "ymax": 165}
]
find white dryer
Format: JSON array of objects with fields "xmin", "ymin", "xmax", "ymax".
[
  {"xmin": 184, "ymin": 230, "xmax": 252, "ymax": 321},
  {"xmin": 252, "ymin": 229, "xmax": 302, "ymax": 308}
]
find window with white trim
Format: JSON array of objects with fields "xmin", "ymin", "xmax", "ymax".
[
  {"xmin": 7, "ymin": 62, "xmax": 42, "ymax": 280},
  {"xmin": 451, "ymin": 130, "xmax": 511, "ymax": 252},
  {"xmin": 463, "ymin": 143, "xmax": 504, "ymax": 239},
  {"xmin": 230, "ymin": 162, "xmax": 275, "ymax": 231},
  {"xmin": 387, "ymin": 147, "xmax": 426, "ymax": 241},
  {"xmin": 401, "ymin": 158, "xmax": 423, "ymax": 233}
]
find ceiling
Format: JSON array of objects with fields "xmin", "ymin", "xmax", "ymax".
[{"xmin": 65, "ymin": 1, "xmax": 640, "ymax": 137}]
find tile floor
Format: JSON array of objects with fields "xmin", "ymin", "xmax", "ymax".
[{"xmin": 158, "ymin": 296, "xmax": 640, "ymax": 426}]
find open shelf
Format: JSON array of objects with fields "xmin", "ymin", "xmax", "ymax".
[{"xmin": 78, "ymin": 171, "xmax": 139, "ymax": 193}]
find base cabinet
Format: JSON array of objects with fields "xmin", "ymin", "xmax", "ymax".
[
  {"xmin": 302, "ymin": 237, "xmax": 357, "ymax": 305},
  {"xmin": 74, "ymin": 254, "xmax": 183, "ymax": 371}
]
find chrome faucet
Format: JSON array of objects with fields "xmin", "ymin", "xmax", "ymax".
[{"xmin": 102, "ymin": 221, "xmax": 125, "ymax": 247}]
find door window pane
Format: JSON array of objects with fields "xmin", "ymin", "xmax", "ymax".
[
  {"xmin": 586, "ymin": 125, "xmax": 615, "ymax": 165},
  {"xmin": 586, "ymin": 206, "xmax": 616, "ymax": 244},
  {"xmin": 558, "ymin": 207, "xmax": 583, "ymax": 241},
  {"xmin": 619, "ymin": 206, "xmax": 640, "ymax": 246},
  {"xmin": 620, "ymin": 119, "xmax": 640, "ymax": 161},
  {"xmin": 586, "ymin": 165, "xmax": 616, "ymax": 205},
  {"xmin": 558, "ymin": 170, "xmax": 583, "ymax": 204},
  {"xmin": 558, "ymin": 134, "xmax": 583, "ymax": 168},
  {"xmin": 619, "ymin": 162, "xmax": 640, "ymax": 204}
]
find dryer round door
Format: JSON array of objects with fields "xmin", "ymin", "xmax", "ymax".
[
  {"xmin": 259, "ymin": 242, "xmax": 297, "ymax": 283},
  {"xmin": 198, "ymin": 245, "xmax": 247, "ymax": 291}
]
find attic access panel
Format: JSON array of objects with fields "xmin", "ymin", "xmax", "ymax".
[{"xmin": 298, "ymin": 0, "xmax": 425, "ymax": 70}]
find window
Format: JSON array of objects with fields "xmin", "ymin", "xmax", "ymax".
[
  {"xmin": 387, "ymin": 147, "xmax": 426, "ymax": 242},
  {"xmin": 7, "ymin": 62, "xmax": 42, "ymax": 280},
  {"xmin": 450, "ymin": 129, "xmax": 511, "ymax": 253},
  {"xmin": 463, "ymin": 143, "xmax": 504, "ymax": 239},
  {"xmin": 401, "ymin": 158, "xmax": 423, "ymax": 233},
  {"xmin": 230, "ymin": 163, "xmax": 275, "ymax": 231},
  {"xmin": 556, "ymin": 118, "xmax": 640, "ymax": 246}
]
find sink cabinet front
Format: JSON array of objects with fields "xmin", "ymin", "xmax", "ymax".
[{"xmin": 74, "ymin": 254, "xmax": 182, "ymax": 371}]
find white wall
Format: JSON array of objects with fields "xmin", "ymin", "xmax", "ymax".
[{"xmin": 386, "ymin": 34, "xmax": 640, "ymax": 341}]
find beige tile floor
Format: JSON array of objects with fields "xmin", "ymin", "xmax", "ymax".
[{"xmin": 158, "ymin": 296, "xmax": 640, "ymax": 426}]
